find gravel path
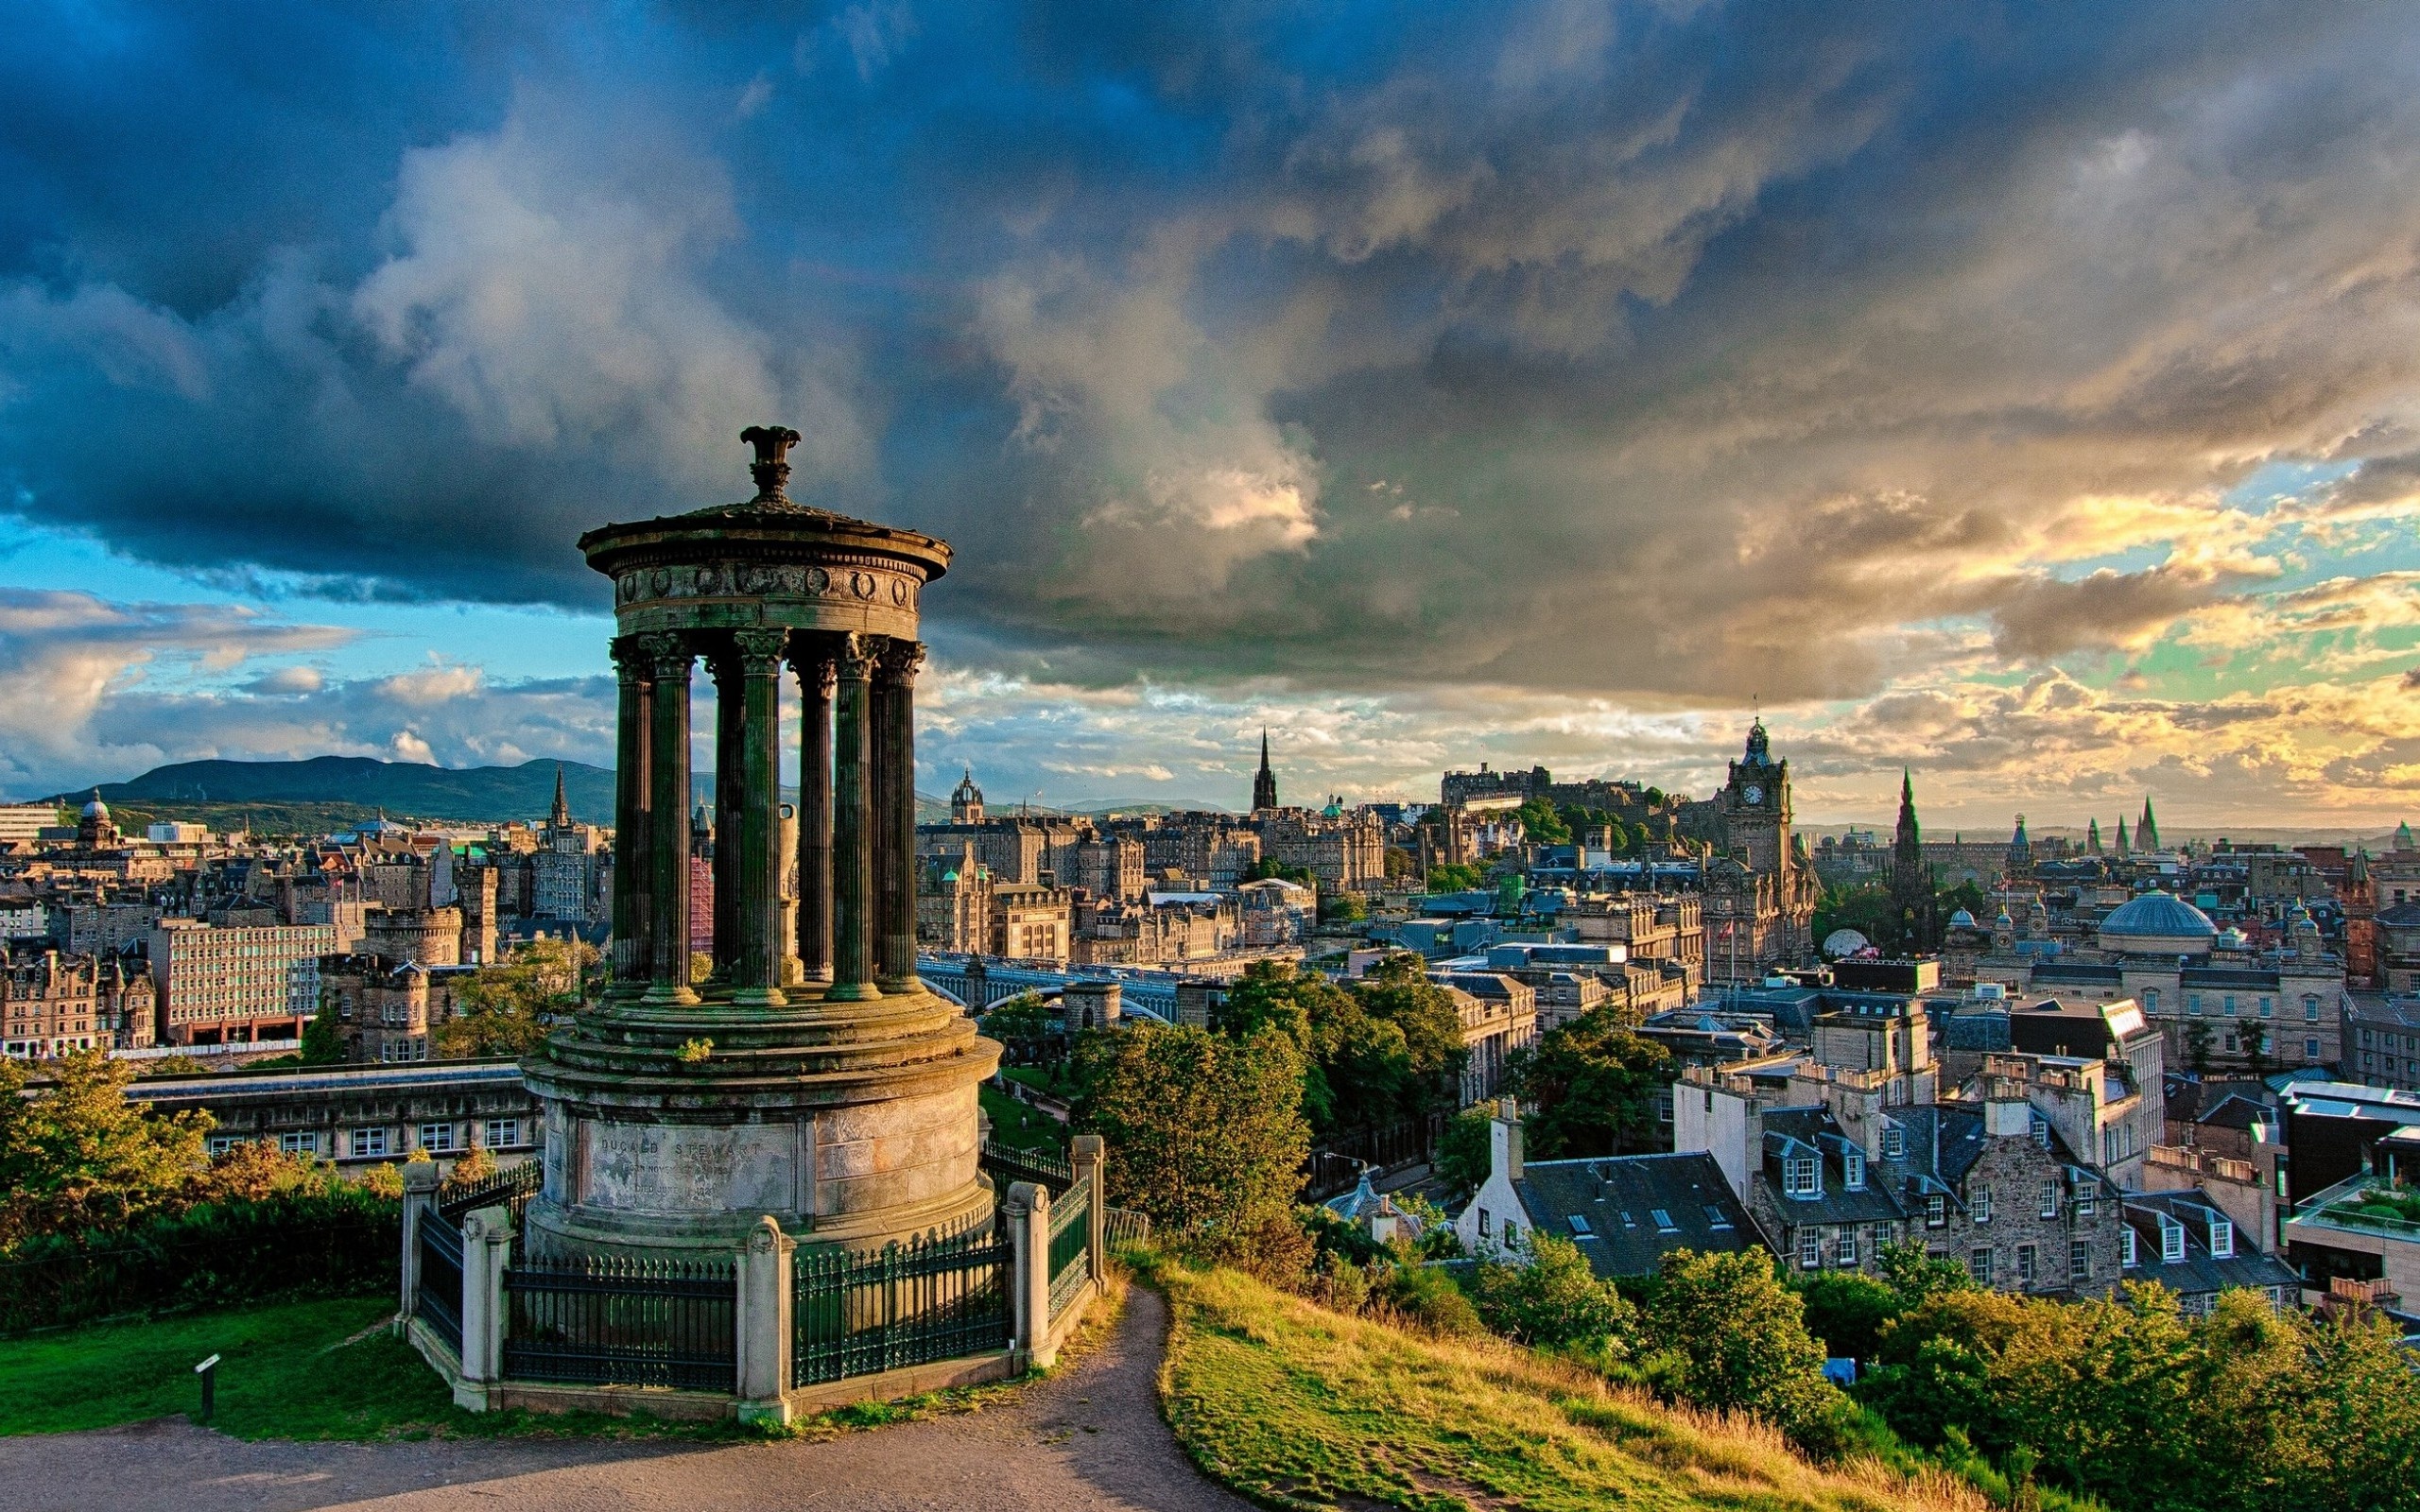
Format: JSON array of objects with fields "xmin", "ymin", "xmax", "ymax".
[{"xmin": 0, "ymin": 1288, "xmax": 1253, "ymax": 1512}]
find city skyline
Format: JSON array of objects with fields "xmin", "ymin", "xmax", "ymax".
[{"xmin": 7, "ymin": 5, "xmax": 2420, "ymax": 827}]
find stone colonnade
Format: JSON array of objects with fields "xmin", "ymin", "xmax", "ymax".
[{"xmin": 609, "ymin": 628, "xmax": 924, "ymax": 1006}]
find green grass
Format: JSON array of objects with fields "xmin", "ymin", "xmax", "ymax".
[
  {"xmin": 1153, "ymin": 1263, "xmax": 1979, "ymax": 1512},
  {"xmin": 980, "ymin": 1083, "xmax": 1067, "ymax": 1153}
]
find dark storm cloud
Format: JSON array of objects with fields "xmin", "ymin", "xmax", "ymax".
[{"xmin": 5, "ymin": 0, "xmax": 2420, "ymax": 704}]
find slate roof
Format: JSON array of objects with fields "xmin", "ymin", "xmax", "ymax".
[
  {"xmin": 1512, "ymin": 1154, "xmax": 1757, "ymax": 1279},
  {"xmin": 2027, "ymin": 962, "xmax": 2124, "ymax": 985},
  {"xmin": 1757, "ymin": 1108, "xmax": 1910, "ymax": 1226},
  {"xmin": 2121, "ymin": 1191, "xmax": 2301, "ymax": 1297}
]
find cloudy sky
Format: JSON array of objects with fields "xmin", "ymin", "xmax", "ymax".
[{"xmin": 6, "ymin": 1, "xmax": 2420, "ymax": 831}]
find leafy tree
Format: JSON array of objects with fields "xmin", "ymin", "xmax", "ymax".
[
  {"xmin": 1494, "ymin": 873, "xmax": 1527, "ymax": 915},
  {"xmin": 1640, "ymin": 1248, "xmax": 1844, "ymax": 1450},
  {"xmin": 0, "ymin": 1051, "xmax": 214, "ymax": 1245},
  {"xmin": 1244, "ymin": 856, "xmax": 1316, "ymax": 887},
  {"xmin": 1348, "ymin": 954, "xmax": 1470, "ymax": 1121},
  {"xmin": 1793, "ymin": 1269, "xmax": 1902, "ymax": 1362},
  {"xmin": 1938, "ymin": 879, "xmax": 1988, "ymax": 919},
  {"xmin": 1471, "ymin": 1232, "xmax": 1635, "ymax": 1349},
  {"xmin": 1425, "ymin": 862, "xmax": 1486, "ymax": 892},
  {"xmin": 1371, "ymin": 1262, "xmax": 1486, "ymax": 1336},
  {"xmin": 1070, "ymin": 1022, "xmax": 1310, "ymax": 1269},
  {"xmin": 1505, "ymin": 1005, "xmax": 1671, "ymax": 1158},
  {"xmin": 300, "ymin": 998, "xmax": 347, "ymax": 1065},
  {"xmin": 1383, "ymin": 845, "xmax": 1418, "ymax": 878},
  {"xmin": 436, "ymin": 938, "xmax": 596, "ymax": 1058},
  {"xmin": 1433, "ymin": 1109, "xmax": 1494, "ymax": 1197},
  {"xmin": 1513, "ymin": 797, "xmax": 1570, "ymax": 845},
  {"xmin": 1319, "ymin": 892, "xmax": 1368, "ymax": 924},
  {"xmin": 982, "ymin": 991, "xmax": 1058, "ymax": 1066},
  {"xmin": 1815, "ymin": 883, "xmax": 1902, "ymax": 952},
  {"xmin": 1876, "ymin": 1237, "xmax": 1974, "ymax": 1306},
  {"xmin": 2184, "ymin": 1019, "xmax": 2215, "ymax": 1076}
]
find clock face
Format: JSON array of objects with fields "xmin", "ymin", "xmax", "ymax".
[{"xmin": 1742, "ymin": 783, "xmax": 1764, "ymax": 806}]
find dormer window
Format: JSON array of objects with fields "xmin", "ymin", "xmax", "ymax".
[
  {"xmin": 1843, "ymin": 1151, "xmax": 1866, "ymax": 1191},
  {"xmin": 2161, "ymin": 1215, "xmax": 2186, "ymax": 1263},
  {"xmin": 2209, "ymin": 1216, "xmax": 2234, "ymax": 1260},
  {"xmin": 2031, "ymin": 1114, "xmax": 2051, "ymax": 1151},
  {"xmin": 1783, "ymin": 1155, "xmax": 1823, "ymax": 1197},
  {"xmin": 2122, "ymin": 1228, "xmax": 2139, "ymax": 1267}
]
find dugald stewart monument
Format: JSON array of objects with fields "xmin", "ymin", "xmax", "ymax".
[{"xmin": 522, "ymin": 425, "xmax": 998, "ymax": 1261}]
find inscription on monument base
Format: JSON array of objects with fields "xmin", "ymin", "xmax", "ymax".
[{"xmin": 578, "ymin": 1120, "xmax": 810, "ymax": 1216}]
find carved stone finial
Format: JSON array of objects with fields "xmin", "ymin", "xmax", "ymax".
[{"xmin": 740, "ymin": 424, "xmax": 803, "ymax": 503}]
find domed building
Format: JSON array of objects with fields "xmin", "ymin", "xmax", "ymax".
[{"xmin": 2095, "ymin": 888, "xmax": 2219, "ymax": 956}]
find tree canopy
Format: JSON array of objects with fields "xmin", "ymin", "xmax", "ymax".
[
  {"xmin": 1505, "ymin": 1005, "xmax": 1671, "ymax": 1158},
  {"xmin": 433, "ymin": 937, "xmax": 597, "ymax": 1058}
]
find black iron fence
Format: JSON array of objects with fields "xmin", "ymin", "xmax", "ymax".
[
  {"xmin": 979, "ymin": 1138, "xmax": 1073, "ymax": 1194},
  {"xmin": 501, "ymin": 1254, "xmax": 736, "ymax": 1392},
  {"xmin": 791, "ymin": 1228, "xmax": 1012, "ymax": 1387},
  {"xmin": 438, "ymin": 1161, "xmax": 543, "ymax": 1227},
  {"xmin": 1046, "ymin": 1177, "xmax": 1092, "ymax": 1319},
  {"xmin": 417, "ymin": 1209, "xmax": 465, "ymax": 1358}
]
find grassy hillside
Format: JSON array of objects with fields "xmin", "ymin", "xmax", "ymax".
[{"xmin": 1155, "ymin": 1263, "xmax": 1976, "ymax": 1512}]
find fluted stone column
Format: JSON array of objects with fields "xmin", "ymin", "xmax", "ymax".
[
  {"xmin": 792, "ymin": 642, "xmax": 835, "ymax": 985},
  {"xmin": 829, "ymin": 634, "xmax": 880, "ymax": 1002},
  {"xmin": 609, "ymin": 635, "xmax": 654, "ymax": 990},
  {"xmin": 711, "ymin": 637, "xmax": 743, "ymax": 983},
  {"xmin": 642, "ymin": 632, "xmax": 698, "ymax": 1005},
  {"xmin": 874, "ymin": 638, "xmax": 925, "ymax": 990},
  {"xmin": 733, "ymin": 627, "xmax": 790, "ymax": 1006}
]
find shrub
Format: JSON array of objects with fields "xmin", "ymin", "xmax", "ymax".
[
  {"xmin": 1470, "ymin": 1233, "xmax": 1634, "ymax": 1349},
  {"xmin": 1370, "ymin": 1263, "xmax": 1485, "ymax": 1337}
]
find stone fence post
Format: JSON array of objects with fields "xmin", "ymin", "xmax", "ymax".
[
  {"xmin": 456, "ymin": 1206, "xmax": 514, "ymax": 1409},
  {"xmin": 1070, "ymin": 1134, "xmax": 1106, "ymax": 1281},
  {"xmin": 736, "ymin": 1215, "xmax": 797, "ymax": 1425},
  {"xmin": 1004, "ymin": 1180, "xmax": 1051, "ymax": 1371},
  {"xmin": 400, "ymin": 1160, "xmax": 441, "ymax": 1321}
]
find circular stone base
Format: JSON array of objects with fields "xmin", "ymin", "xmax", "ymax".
[{"xmin": 518, "ymin": 983, "xmax": 1002, "ymax": 1262}]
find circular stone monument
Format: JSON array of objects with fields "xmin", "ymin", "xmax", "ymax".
[{"xmin": 518, "ymin": 427, "xmax": 1000, "ymax": 1260}]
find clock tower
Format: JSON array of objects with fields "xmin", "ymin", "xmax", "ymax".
[{"xmin": 1720, "ymin": 718, "xmax": 1791, "ymax": 877}]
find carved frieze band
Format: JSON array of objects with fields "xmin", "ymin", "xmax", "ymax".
[{"xmin": 615, "ymin": 560, "xmax": 921, "ymax": 611}]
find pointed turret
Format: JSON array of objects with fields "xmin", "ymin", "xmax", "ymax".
[
  {"xmin": 548, "ymin": 764, "xmax": 572, "ymax": 829},
  {"xmin": 2137, "ymin": 796, "xmax": 2159, "ymax": 853},
  {"xmin": 2086, "ymin": 816, "xmax": 2101, "ymax": 854},
  {"xmin": 2115, "ymin": 816, "xmax": 2130, "ymax": 855},
  {"xmin": 1253, "ymin": 728, "xmax": 1278, "ymax": 812}
]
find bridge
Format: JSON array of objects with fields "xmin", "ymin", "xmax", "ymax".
[{"xmin": 917, "ymin": 954, "xmax": 1178, "ymax": 1023}]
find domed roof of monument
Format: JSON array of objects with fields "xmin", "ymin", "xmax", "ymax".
[
  {"xmin": 1947, "ymin": 908, "xmax": 1977, "ymax": 929},
  {"xmin": 1822, "ymin": 928, "xmax": 1870, "ymax": 958},
  {"xmin": 2101, "ymin": 889, "xmax": 2217, "ymax": 939},
  {"xmin": 81, "ymin": 790, "xmax": 109, "ymax": 819}
]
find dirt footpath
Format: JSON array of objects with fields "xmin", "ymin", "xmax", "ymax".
[{"xmin": 0, "ymin": 1287, "xmax": 1253, "ymax": 1512}]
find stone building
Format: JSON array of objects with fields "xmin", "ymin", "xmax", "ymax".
[
  {"xmin": 1433, "ymin": 971, "xmax": 1540, "ymax": 1105},
  {"xmin": 1256, "ymin": 801, "xmax": 1385, "ymax": 897},
  {"xmin": 989, "ymin": 879, "xmax": 1073, "ymax": 962},
  {"xmin": 131, "ymin": 1059, "xmax": 539, "ymax": 1175},
  {"xmin": 916, "ymin": 845, "xmax": 992, "ymax": 954},
  {"xmin": 1, "ymin": 950, "xmax": 104, "ymax": 1058},
  {"xmin": 2344, "ymin": 992, "xmax": 2420, "ymax": 1091},
  {"xmin": 1076, "ymin": 835, "xmax": 1146, "ymax": 901},
  {"xmin": 531, "ymin": 767, "xmax": 608, "ymax": 925},
  {"xmin": 318, "ymin": 954, "xmax": 475, "ymax": 1062}
]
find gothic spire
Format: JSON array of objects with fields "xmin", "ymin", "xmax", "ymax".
[
  {"xmin": 549, "ymin": 763, "xmax": 571, "ymax": 829},
  {"xmin": 2137, "ymin": 795, "xmax": 2159, "ymax": 852},
  {"xmin": 1253, "ymin": 728, "xmax": 1278, "ymax": 812}
]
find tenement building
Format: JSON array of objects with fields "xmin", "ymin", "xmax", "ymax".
[{"xmin": 522, "ymin": 426, "xmax": 999, "ymax": 1262}]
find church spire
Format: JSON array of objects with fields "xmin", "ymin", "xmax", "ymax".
[
  {"xmin": 2136, "ymin": 795, "xmax": 2159, "ymax": 852},
  {"xmin": 549, "ymin": 763, "xmax": 571, "ymax": 829},
  {"xmin": 2087, "ymin": 816, "xmax": 2101, "ymax": 854},
  {"xmin": 1253, "ymin": 728, "xmax": 1278, "ymax": 812}
]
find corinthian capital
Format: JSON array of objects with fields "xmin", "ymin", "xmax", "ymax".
[
  {"xmin": 787, "ymin": 632, "xmax": 839, "ymax": 696},
  {"xmin": 733, "ymin": 627, "xmax": 789, "ymax": 675},
  {"xmin": 609, "ymin": 634, "xmax": 654, "ymax": 683},
  {"xmin": 873, "ymin": 638, "xmax": 927, "ymax": 686},
  {"xmin": 633, "ymin": 630, "xmax": 693, "ymax": 680},
  {"xmin": 837, "ymin": 632, "xmax": 877, "ymax": 683}
]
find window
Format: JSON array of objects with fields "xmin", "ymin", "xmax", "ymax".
[
  {"xmin": 1927, "ymin": 1193, "xmax": 1947, "ymax": 1228},
  {"xmin": 1883, "ymin": 1125, "xmax": 1906, "ymax": 1160},
  {"xmin": 2210, "ymin": 1217, "xmax": 2234, "ymax": 1259},
  {"xmin": 419, "ymin": 1122, "xmax": 456, "ymax": 1154},
  {"xmin": 2040, "ymin": 1180, "xmax": 2060, "ymax": 1219},
  {"xmin": 1836, "ymin": 1228, "xmax": 1858, "ymax": 1266},
  {"xmin": 2016, "ymin": 1244, "xmax": 2038, "ymax": 1283},
  {"xmin": 1477, "ymin": 1208, "xmax": 1491, "ymax": 1237},
  {"xmin": 1972, "ymin": 1184, "xmax": 1993, "ymax": 1223},
  {"xmin": 1783, "ymin": 1155, "xmax": 1822, "ymax": 1197},
  {"xmin": 2161, "ymin": 1217, "xmax": 2186, "ymax": 1263},
  {"xmin": 483, "ymin": 1118, "xmax": 521, "ymax": 1149},
  {"xmin": 2070, "ymin": 1241, "xmax": 2091, "ymax": 1281},
  {"xmin": 1567, "ymin": 1214, "xmax": 1593, "ymax": 1237},
  {"xmin": 1843, "ymin": 1150, "xmax": 1866, "ymax": 1191},
  {"xmin": 1969, "ymin": 1247, "xmax": 1993, "ymax": 1282},
  {"xmin": 1503, "ymin": 1221, "xmax": 1520, "ymax": 1249},
  {"xmin": 2122, "ymin": 1228, "xmax": 2139, "ymax": 1267},
  {"xmin": 1650, "ymin": 1208, "xmax": 1678, "ymax": 1233},
  {"xmin": 2306, "ymin": 1038, "xmax": 2321, "ymax": 1060},
  {"xmin": 2187, "ymin": 994, "xmax": 2204, "ymax": 1016},
  {"xmin": 278, "ymin": 1131, "xmax": 317, "ymax": 1156},
  {"xmin": 2075, "ymin": 1182, "xmax": 2097, "ymax": 1218},
  {"xmin": 2031, "ymin": 1114, "xmax": 2052, "ymax": 1151},
  {"xmin": 207, "ymin": 1134, "xmax": 239, "ymax": 1158},
  {"xmin": 2307, "ymin": 996, "xmax": 2324, "ymax": 1022},
  {"xmin": 1703, "ymin": 1205, "xmax": 1733, "ymax": 1230},
  {"xmin": 1800, "ymin": 1229, "xmax": 1822, "ymax": 1269}
]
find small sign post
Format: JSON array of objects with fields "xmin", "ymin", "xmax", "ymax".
[{"xmin": 195, "ymin": 1353, "xmax": 220, "ymax": 1424}]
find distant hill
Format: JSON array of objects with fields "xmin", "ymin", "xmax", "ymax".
[{"xmin": 55, "ymin": 757, "xmax": 615, "ymax": 825}]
